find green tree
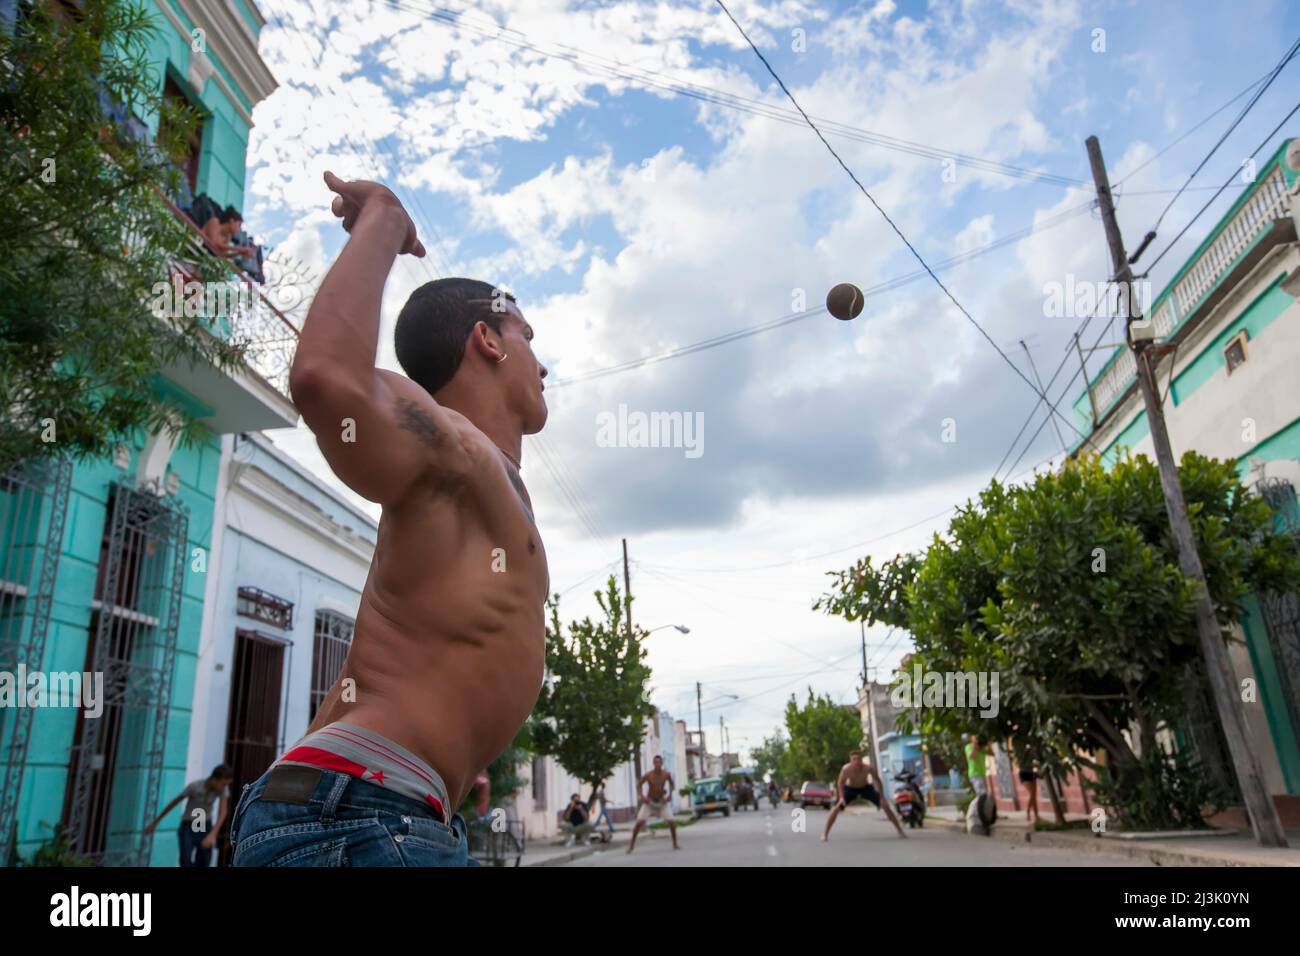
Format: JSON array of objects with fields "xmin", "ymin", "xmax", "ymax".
[
  {"xmin": 529, "ymin": 576, "xmax": 655, "ymax": 805},
  {"xmin": 779, "ymin": 688, "xmax": 862, "ymax": 785},
  {"xmin": 818, "ymin": 452, "xmax": 1300, "ymax": 830},
  {"xmin": 1, "ymin": 0, "xmax": 244, "ymax": 472},
  {"xmin": 750, "ymin": 731, "xmax": 788, "ymax": 784}
]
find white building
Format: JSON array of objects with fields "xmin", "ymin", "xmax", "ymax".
[
  {"xmin": 513, "ymin": 712, "xmax": 691, "ymax": 841},
  {"xmin": 187, "ymin": 431, "xmax": 378, "ymax": 830}
]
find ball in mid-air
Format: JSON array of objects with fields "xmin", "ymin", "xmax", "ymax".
[{"xmin": 826, "ymin": 282, "xmax": 864, "ymax": 320}]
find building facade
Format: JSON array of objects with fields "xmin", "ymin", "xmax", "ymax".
[
  {"xmin": 1, "ymin": 0, "xmax": 285, "ymax": 866},
  {"xmin": 514, "ymin": 711, "xmax": 690, "ymax": 841},
  {"xmin": 181, "ymin": 432, "xmax": 376, "ymax": 864},
  {"xmin": 1070, "ymin": 137, "xmax": 1300, "ymax": 814}
]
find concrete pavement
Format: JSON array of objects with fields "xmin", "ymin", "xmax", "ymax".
[{"xmin": 557, "ymin": 803, "xmax": 1154, "ymax": 867}]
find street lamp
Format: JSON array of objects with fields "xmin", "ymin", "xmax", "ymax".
[{"xmin": 646, "ymin": 623, "xmax": 690, "ymax": 635}]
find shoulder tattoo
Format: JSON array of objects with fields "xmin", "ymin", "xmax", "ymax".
[{"xmin": 395, "ymin": 398, "xmax": 444, "ymax": 450}]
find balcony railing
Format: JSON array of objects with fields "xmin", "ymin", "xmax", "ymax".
[
  {"xmin": 152, "ymin": 188, "xmax": 301, "ymax": 400},
  {"xmin": 1083, "ymin": 163, "xmax": 1290, "ymax": 426}
]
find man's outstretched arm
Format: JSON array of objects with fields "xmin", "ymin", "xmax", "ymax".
[{"xmin": 289, "ymin": 172, "xmax": 465, "ymax": 504}]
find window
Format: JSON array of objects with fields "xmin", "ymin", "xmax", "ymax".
[
  {"xmin": 1224, "ymin": 331, "xmax": 1249, "ymax": 375},
  {"xmin": 310, "ymin": 609, "xmax": 354, "ymax": 720},
  {"xmin": 160, "ymin": 74, "xmax": 204, "ymax": 206},
  {"xmin": 236, "ymin": 586, "xmax": 293, "ymax": 630}
]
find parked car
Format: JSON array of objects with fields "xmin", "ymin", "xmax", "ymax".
[
  {"xmin": 799, "ymin": 781, "xmax": 836, "ymax": 809},
  {"xmin": 691, "ymin": 777, "xmax": 732, "ymax": 819}
]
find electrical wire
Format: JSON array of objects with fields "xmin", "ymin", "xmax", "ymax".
[
  {"xmin": 712, "ymin": 0, "xmax": 1093, "ymax": 450},
  {"xmin": 386, "ymin": 0, "xmax": 1087, "ymax": 188},
  {"xmin": 1145, "ymin": 36, "xmax": 1300, "ymax": 235},
  {"xmin": 1141, "ymin": 100, "xmax": 1300, "ymax": 276},
  {"xmin": 547, "ymin": 199, "xmax": 1095, "ymax": 388}
]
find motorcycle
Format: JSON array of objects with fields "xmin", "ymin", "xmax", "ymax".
[{"xmin": 892, "ymin": 770, "xmax": 926, "ymax": 829}]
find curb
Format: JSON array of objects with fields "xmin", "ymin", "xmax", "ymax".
[
  {"xmin": 523, "ymin": 843, "xmax": 600, "ymax": 867},
  {"xmin": 923, "ymin": 815, "xmax": 1296, "ymax": 867}
]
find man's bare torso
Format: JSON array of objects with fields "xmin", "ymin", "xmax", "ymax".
[
  {"xmin": 307, "ymin": 379, "xmax": 549, "ymax": 808},
  {"xmin": 841, "ymin": 762, "xmax": 874, "ymax": 789},
  {"xmin": 642, "ymin": 770, "xmax": 671, "ymax": 803}
]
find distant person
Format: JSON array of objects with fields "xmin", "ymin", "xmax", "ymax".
[
  {"xmin": 559, "ymin": 794, "xmax": 593, "ymax": 847},
  {"xmin": 590, "ymin": 784, "xmax": 615, "ymax": 839},
  {"xmin": 147, "ymin": 764, "xmax": 234, "ymax": 867},
  {"xmin": 626, "ymin": 755, "xmax": 678, "ymax": 854},
  {"xmin": 821, "ymin": 750, "xmax": 906, "ymax": 842},
  {"xmin": 1019, "ymin": 761, "xmax": 1041, "ymax": 824},
  {"xmin": 188, "ymin": 196, "xmax": 253, "ymax": 261},
  {"xmin": 965, "ymin": 735, "xmax": 990, "ymax": 796}
]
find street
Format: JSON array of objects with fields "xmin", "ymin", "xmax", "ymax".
[{"xmin": 561, "ymin": 805, "xmax": 1153, "ymax": 867}]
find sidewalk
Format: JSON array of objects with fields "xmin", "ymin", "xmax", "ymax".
[
  {"xmin": 519, "ymin": 817, "xmax": 693, "ymax": 866},
  {"xmin": 519, "ymin": 829, "xmax": 626, "ymax": 867},
  {"xmin": 920, "ymin": 805, "xmax": 1300, "ymax": 866}
]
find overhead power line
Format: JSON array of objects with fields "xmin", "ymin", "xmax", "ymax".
[
  {"xmin": 1144, "ymin": 36, "xmax": 1300, "ymax": 238},
  {"xmin": 712, "ymin": 0, "xmax": 1094, "ymax": 450},
  {"xmin": 547, "ymin": 198, "xmax": 1095, "ymax": 388},
  {"xmin": 387, "ymin": 0, "xmax": 1086, "ymax": 187}
]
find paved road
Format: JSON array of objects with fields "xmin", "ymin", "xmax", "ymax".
[{"xmin": 563, "ymin": 804, "xmax": 1152, "ymax": 867}]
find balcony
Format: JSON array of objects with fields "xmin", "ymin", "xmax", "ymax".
[
  {"xmin": 1078, "ymin": 149, "xmax": 1296, "ymax": 434},
  {"xmin": 152, "ymin": 193, "xmax": 300, "ymax": 433}
]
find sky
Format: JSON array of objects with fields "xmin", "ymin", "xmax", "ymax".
[{"xmin": 238, "ymin": 0, "xmax": 1300, "ymax": 762}]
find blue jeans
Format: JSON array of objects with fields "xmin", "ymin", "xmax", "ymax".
[
  {"xmin": 230, "ymin": 766, "xmax": 479, "ymax": 867},
  {"xmin": 179, "ymin": 825, "xmax": 214, "ymax": 868}
]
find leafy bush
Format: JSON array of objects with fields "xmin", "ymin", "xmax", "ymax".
[{"xmin": 1086, "ymin": 746, "xmax": 1227, "ymax": 832}]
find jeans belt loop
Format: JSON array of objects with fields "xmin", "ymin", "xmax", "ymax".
[{"xmin": 319, "ymin": 771, "xmax": 350, "ymax": 825}]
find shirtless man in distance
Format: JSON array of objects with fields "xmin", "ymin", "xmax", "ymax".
[
  {"xmin": 626, "ymin": 756, "xmax": 679, "ymax": 854},
  {"xmin": 230, "ymin": 172, "xmax": 550, "ymax": 867},
  {"xmin": 821, "ymin": 750, "xmax": 906, "ymax": 842}
]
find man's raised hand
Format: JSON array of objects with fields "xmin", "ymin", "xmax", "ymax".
[{"xmin": 323, "ymin": 170, "xmax": 426, "ymax": 258}]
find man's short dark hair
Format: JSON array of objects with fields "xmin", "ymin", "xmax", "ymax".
[
  {"xmin": 395, "ymin": 278, "xmax": 515, "ymax": 396},
  {"xmin": 211, "ymin": 764, "xmax": 234, "ymax": 780},
  {"xmin": 849, "ymin": 750, "xmax": 861, "ymax": 757},
  {"xmin": 219, "ymin": 205, "xmax": 242, "ymax": 224}
]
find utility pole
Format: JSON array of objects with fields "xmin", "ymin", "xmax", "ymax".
[
  {"xmin": 696, "ymin": 681, "xmax": 704, "ymax": 775},
  {"xmin": 859, "ymin": 622, "xmax": 882, "ymax": 774},
  {"xmin": 719, "ymin": 716, "xmax": 726, "ymax": 772},
  {"xmin": 624, "ymin": 538, "xmax": 642, "ymax": 787},
  {"xmin": 1021, "ymin": 339, "xmax": 1067, "ymax": 454},
  {"xmin": 1086, "ymin": 135, "xmax": 1286, "ymax": 847}
]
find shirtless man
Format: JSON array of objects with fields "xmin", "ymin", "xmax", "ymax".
[
  {"xmin": 821, "ymin": 750, "xmax": 906, "ymax": 842},
  {"xmin": 626, "ymin": 756, "xmax": 678, "ymax": 854},
  {"xmin": 229, "ymin": 172, "xmax": 549, "ymax": 867}
]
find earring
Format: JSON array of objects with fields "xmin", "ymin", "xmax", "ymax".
[{"xmin": 496, "ymin": 353, "xmax": 508, "ymax": 364}]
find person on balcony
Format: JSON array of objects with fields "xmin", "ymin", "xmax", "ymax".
[{"xmin": 186, "ymin": 194, "xmax": 254, "ymax": 264}]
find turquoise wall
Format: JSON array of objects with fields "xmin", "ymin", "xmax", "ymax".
[
  {"xmin": 13, "ymin": 1, "xmax": 262, "ymax": 865},
  {"xmin": 137, "ymin": 0, "xmax": 255, "ymax": 211}
]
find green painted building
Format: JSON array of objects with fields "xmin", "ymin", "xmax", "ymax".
[
  {"xmin": 0, "ymin": 0, "xmax": 291, "ymax": 866},
  {"xmin": 1069, "ymin": 138, "xmax": 1300, "ymax": 806}
]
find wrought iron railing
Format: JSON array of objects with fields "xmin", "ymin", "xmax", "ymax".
[
  {"xmin": 1085, "ymin": 165, "xmax": 1290, "ymax": 424},
  {"xmin": 0, "ymin": 457, "xmax": 72, "ymax": 867},
  {"xmin": 466, "ymin": 816, "xmax": 525, "ymax": 867},
  {"xmin": 62, "ymin": 480, "xmax": 188, "ymax": 866},
  {"xmin": 152, "ymin": 188, "xmax": 302, "ymax": 400}
]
